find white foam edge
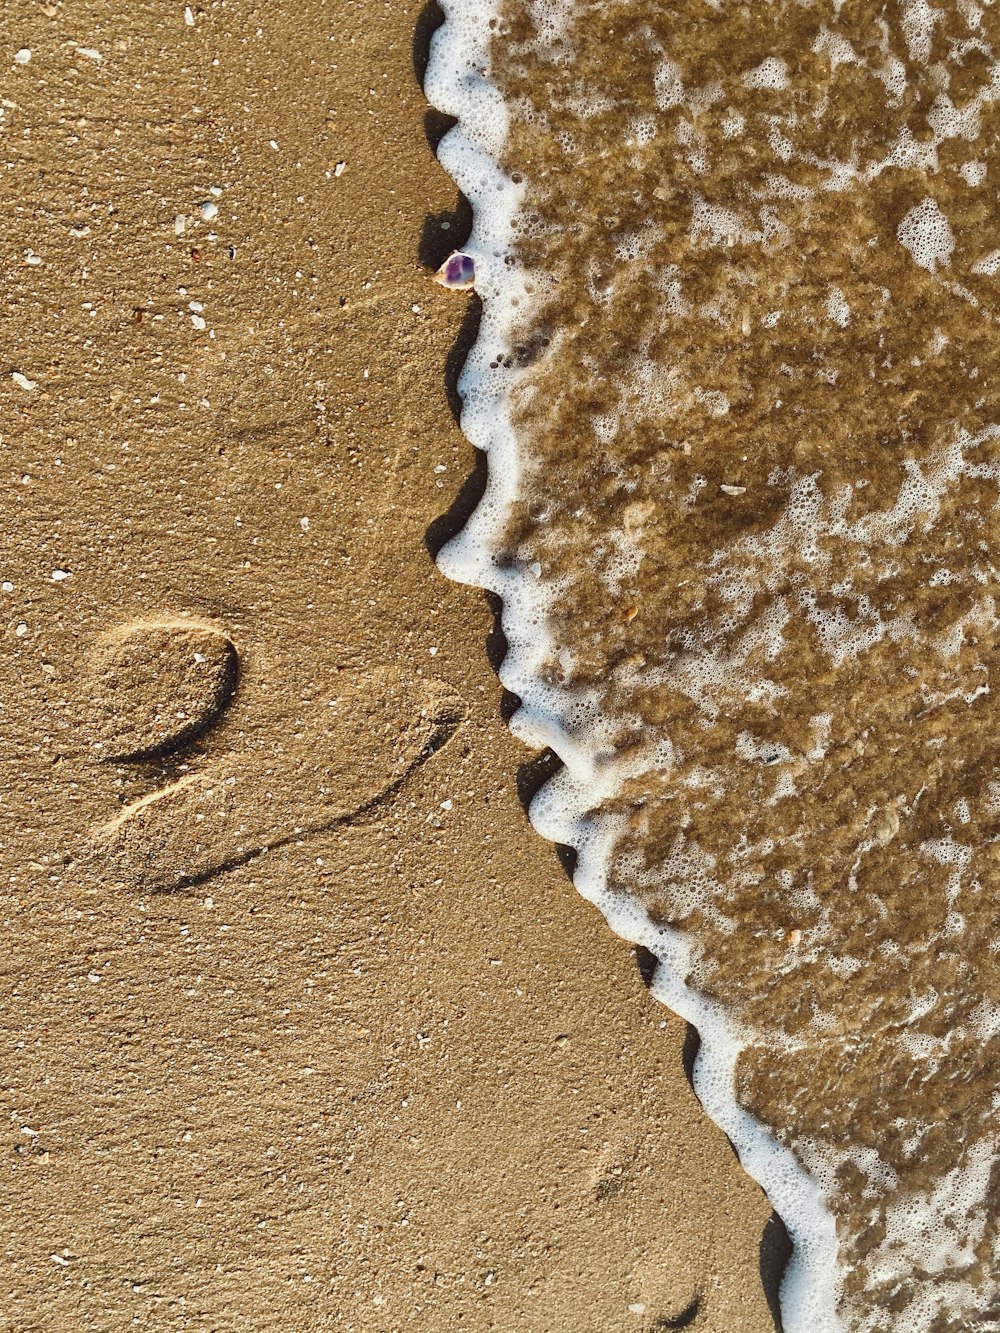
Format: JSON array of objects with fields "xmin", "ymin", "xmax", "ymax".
[{"xmin": 425, "ymin": 4, "xmax": 844, "ymax": 1328}]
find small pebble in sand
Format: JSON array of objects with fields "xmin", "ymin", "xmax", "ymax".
[
  {"xmin": 12, "ymin": 371, "xmax": 37, "ymax": 391},
  {"xmin": 184, "ymin": 5, "xmax": 195, "ymax": 24},
  {"xmin": 200, "ymin": 200, "xmax": 218, "ymax": 221},
  {"xmin": 434, "ymin": 251, "xmax": 476, "ymax": 290},
  {"xmin": 14, "ymin": 49, "xmax": 31, "ymax": 66},
  {"xmin": 51, "ymin": 569, "xmax": 71, "ymax": 582},
  {"xmin": 720, "ymin": 483, "xmax": 746, "ymax": 496}
]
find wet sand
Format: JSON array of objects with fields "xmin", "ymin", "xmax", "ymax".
[{"xmin": 0, "ymin": 2, "xmax": 774, "ymax": 1329}]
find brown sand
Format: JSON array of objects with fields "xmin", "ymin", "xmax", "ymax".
[{"xmin": 1, "ymin": 2, "xmax": 773, "ymax": 1329}]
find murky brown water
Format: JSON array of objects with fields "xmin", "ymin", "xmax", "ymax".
[{"xmin": 453, "ymin": 1, "xmax": 1000, "ymax": 1328}]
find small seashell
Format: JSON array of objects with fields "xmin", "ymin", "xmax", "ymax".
[
  {"xmin": 720, "ymin": 483, "xmax": 746, "ymax": 496},
  {"xmin": 433, "ymin": 251, "xmax": 476, "ymax": 291}
]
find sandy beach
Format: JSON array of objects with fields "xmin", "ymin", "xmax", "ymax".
[{"xmin": 0, "ymin": 2, "xmax": 775, "ymax": 1329}]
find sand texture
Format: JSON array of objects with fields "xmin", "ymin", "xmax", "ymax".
[{"xmin": 0, "ymin": 2, "xmax": 776, "ymax": 1330}]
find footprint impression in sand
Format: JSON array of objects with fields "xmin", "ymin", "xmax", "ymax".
[{"xmin": 83, "ymin": 619, "xmax": 464, "ymax": 891}]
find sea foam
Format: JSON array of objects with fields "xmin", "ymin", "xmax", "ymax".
[
  {"xmin": 427, "ymin": 2, "xmax": 1000, "ymax": 1328},
  {"xmin": 425, "ymin": 4, "xmax": 843, "ymax": 1328}
]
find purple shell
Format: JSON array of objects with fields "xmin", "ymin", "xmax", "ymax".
[{"xmin": 434, "ymin": 251, "xmax": 476, "ymax": 290}]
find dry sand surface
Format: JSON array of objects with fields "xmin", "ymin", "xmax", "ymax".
[{"xmin": 2, "ymin": 2, "xmax": 776, "ymax": 1329}]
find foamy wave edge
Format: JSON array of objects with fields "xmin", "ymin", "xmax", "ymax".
[{"xmin": 424, "ymin": 5, "xmax": 843, "ymax": 1328}]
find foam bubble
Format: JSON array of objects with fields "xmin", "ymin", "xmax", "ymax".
[
  {"xmin": 897, "ymin": 197, "xmax": 955, "ymax": 272},
  {"xmin": 742, "ymin": 56, "xmax": 790, "ymax": 90}
]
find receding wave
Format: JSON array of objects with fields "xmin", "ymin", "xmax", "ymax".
[{"xmin": 426, "ymin": 2, "xmax": 1000, "ymax": 1328}]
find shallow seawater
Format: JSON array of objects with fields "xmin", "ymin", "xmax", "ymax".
[{"xmin": 428, "ymin": 2, "xmax": 1000, "ymax": 1329}]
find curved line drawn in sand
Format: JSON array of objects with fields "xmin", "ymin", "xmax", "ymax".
[
  {"xmin": 654, "ymin": 1293, "xmax": 702, "ymax": 1331},
  {"xmin": 84, "ymin": 618, "xmax": 240, "ymax": 762},
  {"xmin": 84, "ymin": 618, "xmax": 465, "ymax": 892}
]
